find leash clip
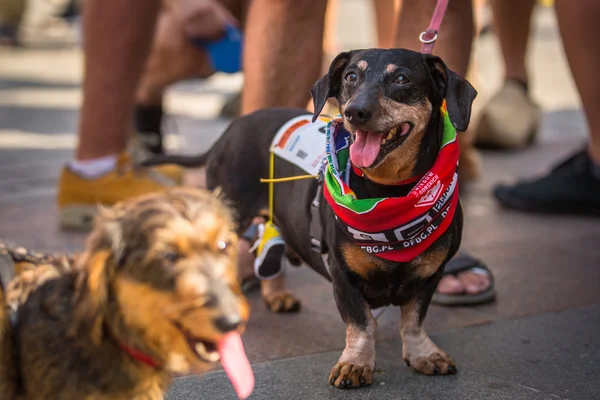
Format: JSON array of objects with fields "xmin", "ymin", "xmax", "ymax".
[
  {"xmin": 419, "ymin": 0, "xmax": 448, "ymax": 54},
  {"xmin": 419, "ymin": 31, "xmax": 438, "ymax": 44}
]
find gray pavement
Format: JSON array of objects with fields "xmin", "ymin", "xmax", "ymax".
[
  {"xmin": 1, "ymin": 3, "xmax": 599, "ymax": 400},
  {"xmin": 168, "ymin": 304, "xmax": 600, "ymax": 400}
]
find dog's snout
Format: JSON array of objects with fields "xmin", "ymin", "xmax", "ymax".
[
  {"xmin": 344, "ymin": 103, "xmax": 372, "ymax": 125},
  {"xmin": 213, "ymin": 314, "xmax": 242, "ymax": 333}
]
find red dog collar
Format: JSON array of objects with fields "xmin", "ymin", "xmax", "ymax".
[{"xmin": 119, "ymin": 342, "xmax": 161, "ymax": 368}]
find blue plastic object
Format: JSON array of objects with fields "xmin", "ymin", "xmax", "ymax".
[{"xmin": 191, "ymin": 24, "xmax": 243, "ymax": 74}]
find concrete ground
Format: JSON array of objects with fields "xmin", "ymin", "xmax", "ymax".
[{"xmin": 0, "ymin": 2, "xmax": 598, "ymax": 399}]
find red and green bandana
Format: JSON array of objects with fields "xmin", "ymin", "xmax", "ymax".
[{"xmin": 322, "ymin": 100, "xmax": 460, "ymax": 263}]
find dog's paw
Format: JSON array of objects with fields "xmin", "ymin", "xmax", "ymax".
[
  {"xmin": 263, "ymin": 291, "xmax": 301, "ymax": 313},
  {"xmin": 329, "ymin": 362, "xmax": 373, "ymax": 389},
  {"xmin": 404, "ymin": 352, "xmax": 457, "ymax": 375}
]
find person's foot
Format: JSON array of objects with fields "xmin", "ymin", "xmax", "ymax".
[
  {"xmin": 475, "ymin": 79, "xmax": 540, "ymax": 149},
  {"xmin": 432, "ymin": 253, "xmax": 496, "ymax": 306},
  {"xmin": 437, "ymin": 269, "xmax": 490, "ymax": 295},
  {"xmin": 57, "ymin": 153, "xmax": 173, "ymax": 231},
  {"xmin": 494, "ymin": 149, "xmax": 600, "ymax": 215}
]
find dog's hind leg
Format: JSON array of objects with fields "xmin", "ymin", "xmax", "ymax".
[
  {"xmin": 260, "ymin": 273, "xmax": 300, "ymax": 313},
  {"xmin": 399, "ymin": 273, "xmax": 457, "ymax": 375}
]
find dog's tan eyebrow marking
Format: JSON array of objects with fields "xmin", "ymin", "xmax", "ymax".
[
  {"xmin": 357, "ymin": 60, "xmax": 368, "ymax": 71},
  {"xmin": 385, "ymin": 64, "xmax": 398, "ymax": 74}
]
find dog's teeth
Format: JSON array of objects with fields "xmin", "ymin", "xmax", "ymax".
[
  {"xmin": 386, "ymin": 127, "xmax": 397, "ymax": 141},
  {"xmin": 195, "ymin": 342, "xmax": 220, "ymax": 362},
  {"xmin": 381, "ymin": 138, "xmax": 387, "ymax": 144}
]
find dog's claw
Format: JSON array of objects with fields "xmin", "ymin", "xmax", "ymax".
[
  {"xmin": 405, "ymin": 352, "xmax": 457, "ymax": 376},
  {"xmin": 263, "ymin": 291, "xmax": 301, "ymax": 313},
  {"xmin": 329, "ymin": 362, "xmax": 373, "ymax": 389}
]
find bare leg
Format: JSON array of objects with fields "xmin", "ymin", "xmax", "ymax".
[
  {"xmin": 240, "ymin": 0, "xmax": 328, "ymax": 115},
  {"xmin": 373, "ymin": 0, "xmax": 401, "ymax": 48},
  {"xmin": 76, "ymin": 0, "xmax": 161, "ymax": 160},
  {"xmin": 555, "ymin": 0, "xmax": 600, "ymax": 163},
  {"xmin": 323, "ymin": 0, "xmax": 341, "ymax": 61},
  {"xmin": 490, "ymin": 0, "xmax": 535, "ymax": 84},
  {"xmin": 475, "ymin": 0, "xmax": 539, "ymax": 150},
  {"xmin": 472, "ymin": 0, "xmax": 487, "ymax": 35},
  {"xmin": 395, "ymin": 0, "xmax": 473, "ymax": 77}
]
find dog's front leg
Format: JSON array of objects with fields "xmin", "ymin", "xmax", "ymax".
[
  {"xmin": 400, "ymin": 276, "xmax": 457, "ymax": 375},
  {"xmin": 327, "ymin": 257, "xmax": 377, "ymax": 389}
]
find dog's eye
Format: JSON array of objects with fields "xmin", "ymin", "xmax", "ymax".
[
  {"xmin": 345, "ymin": 72, "xmax": 357, "ymax": 82},
  {"xmin": 217, "ymin": 240, "xmax": 229, "ymax": 253},
  {"xmin": 165, "ymin": 252, "xmax": 181, "ymax": 263},
  {"xmin": 394, "ymin": 74, "xmax": 409, "ymax": 84}
]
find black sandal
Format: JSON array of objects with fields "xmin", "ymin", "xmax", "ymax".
[{"xmin": 431, "ymin": 253, "xmax": 496, "ymax": 306}]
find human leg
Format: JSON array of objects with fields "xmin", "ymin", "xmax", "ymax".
[
  {"xmin": 373, "ymin": 0, "xmax": 401, "ymax": 49},
  {"xmin": 240, "ymin": 0, "xmax": 328, "ymax": 114},
  {"xmin": 57, "ymin": 0, "xmax": 168, "ymax": 231}
]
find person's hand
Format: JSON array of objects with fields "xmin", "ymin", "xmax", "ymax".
[{"xmin": 170, "ymin": 0, "xmax": 238, "ymax": 40}]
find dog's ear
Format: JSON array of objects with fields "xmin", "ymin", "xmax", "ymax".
[
  {"xmin": 71, "ymin": 210, "xmax": 124, "ymax": 343},
  {"xmin": 74, "ymin": 249, "xmax": 112, "ymax": 343},
  {"xmin": 424, "ymin": 55, "xmax": 478, "ymax": 132},
  {"xmin": 310, "ymin": 51, "xmax": 353, "ymax": 122}
]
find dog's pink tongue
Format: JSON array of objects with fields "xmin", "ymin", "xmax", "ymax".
[
  {"xmin": 218, "ymin": 332, "xmax": 254, "ymax": 399},
  {"xmin": 350, "ymin": 130, "xmax": 383, "ymax": 168}
]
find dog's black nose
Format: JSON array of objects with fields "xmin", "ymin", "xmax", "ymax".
[
  {"xmin": 213, "ymin": 315, "xmax": 242, "ymax": 333},
  {"xmin": 344, "ymin": 104, "xmax": 372, "ymax": 125}
]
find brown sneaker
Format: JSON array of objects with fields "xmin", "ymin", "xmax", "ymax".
[
  {"xmin": 57, "ymin": 153, "xmax": 172, "ymax": 231},
  {"xmin": 475, "ymin": 80, "xmax": 540, "ymax": 149}
]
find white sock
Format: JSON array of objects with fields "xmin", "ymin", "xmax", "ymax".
[{"xmin": 69, "ymin": 155, "xmax": 118, "ymax": 178}]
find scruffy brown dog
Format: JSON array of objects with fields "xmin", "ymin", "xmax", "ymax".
[{"xmin": 0, "ymin": 188, "xmax": 255, "ymax": 400}]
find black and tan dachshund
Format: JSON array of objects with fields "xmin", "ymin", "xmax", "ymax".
[{"xmin": 144, "ymin": 48, "xmax": 477, "ymax": 389}]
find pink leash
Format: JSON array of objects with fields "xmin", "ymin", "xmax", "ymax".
[{"xmin": 419, "ymin": 0, "xmax": 450, "ymax": 54}]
